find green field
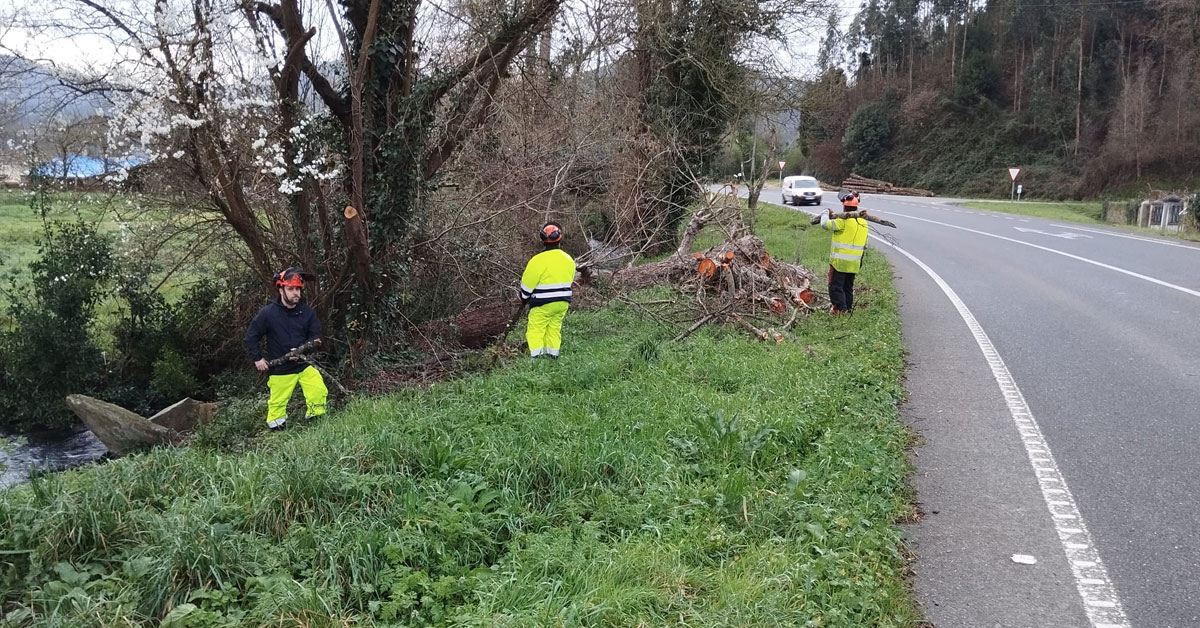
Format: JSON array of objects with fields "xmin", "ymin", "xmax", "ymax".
[
  {"xmin": 0, "ymin": 203, "xmax": 920, "ymax": 626},
  {"xmin": 0, "ymin": 189, "xmax": 115, "ymax": 285},
  {"xmin": 959, "ymin": 200, "xmax": 1104, "ymax": 223},
  {"xmin": 0, "ymin": 188, "xmax": 230, "ymax": 330}
]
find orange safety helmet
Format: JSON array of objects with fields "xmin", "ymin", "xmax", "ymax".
[
  {"xmin": 274, "ymin": 267, "xmax": 307, "ymax": 288},
  {"xmin": 540, "ymin": 222, "xmax": 563, "ymax": 244},
  {"xmin": 840, "ymin": 191, "xmax": 860, "ymax": 208}
]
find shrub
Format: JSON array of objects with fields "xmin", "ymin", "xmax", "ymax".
[
  {"xmin": 190, "ymin": 396, "xmax": 266, "ymax": 452},
  {"xmin": 108, "ymin": 263, "xmax": 243, "ymax": 413},
  {"xmin": 952, "ymin": 52, "xmax": 1002, "ymax": 106},
  {"xmin": 0, "ymin": 218, "xmax": 114, "ymax": 431},
  {"xmin": 151, "ymin": 349, "xmax": 200, "ymax": 402},
  {"xmin": 0, "ymin": 188, "xmax": 245, "ymax": 431},
  {"xmin": 842, "ymin": 101, "xmax": 893, "ymax": 172},
  {"xmin": 1186, "ymin": 193, "xmax": 1199, "ymax": 233}
]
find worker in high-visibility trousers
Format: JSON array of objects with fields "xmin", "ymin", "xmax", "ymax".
[
  {"xmin": 820, "ymin": 192, "xmax": 870, "ymax": 314},
  {"xmin": 243, "ymin": 267, "xmax": 327, "ymax": 430},
  {"xmin": 519, "ymin": 222, "xmax": 576, "ymax": 359}
]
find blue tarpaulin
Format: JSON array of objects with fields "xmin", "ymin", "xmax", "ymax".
[{"xmin": 32, "ymin": 155, "xmax": 145, "ymax": 179}]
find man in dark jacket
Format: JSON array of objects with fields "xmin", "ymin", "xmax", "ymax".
[{"xmin": 243, "ymin": 267, "xmax": 327, "ymax": 430}]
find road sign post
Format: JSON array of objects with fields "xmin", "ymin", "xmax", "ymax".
[
  {"xmin": 778, "ymin": 160, "xmax": 785, "ymax": 187},
  {"xmin": 1008, "ymin": 167, "xmax": 1021, "ymax": 201}
]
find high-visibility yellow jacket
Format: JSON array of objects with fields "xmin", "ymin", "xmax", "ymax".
[
  {"xmin": 519, "ymin": 249, "xmax": 576, "ymax": 306},
  {"xmin": 820, "ymin": 213, "xmax": 868, "ymax": 273}
]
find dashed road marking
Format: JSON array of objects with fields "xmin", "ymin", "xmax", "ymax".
[{"xmin": 1050, "ymin": 224, "xmax": 1200, "ymax": 251}]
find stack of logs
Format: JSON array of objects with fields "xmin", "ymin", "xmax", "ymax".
[{"xmin": 842, "ymin": 173, "xmax": 934, "ymax": 197}]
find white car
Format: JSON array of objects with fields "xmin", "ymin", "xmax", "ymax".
[{"xmin": 781, "ymin": 176, "xmax": 823, "ymax": 206}]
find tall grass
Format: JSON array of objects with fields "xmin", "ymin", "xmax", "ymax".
[{"xmin": 0, "ymin": 203, "xmax": 919, "ymax": 627}]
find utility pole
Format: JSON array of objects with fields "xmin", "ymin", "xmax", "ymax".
[{"xmin": 749, "ymin": 125, "xmax": 757, "ymax": 185}]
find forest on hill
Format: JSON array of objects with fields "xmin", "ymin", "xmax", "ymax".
[{"xmin": 798, "ymin": 0, "xmax": 1199, "ymax": 199}]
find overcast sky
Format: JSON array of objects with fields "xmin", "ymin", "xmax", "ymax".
[{"xmin": 0, "ymin": 0, "xmax": 858, "ymax": 81}]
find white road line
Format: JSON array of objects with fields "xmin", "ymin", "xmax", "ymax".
[
  {"xmin": 1050, "ymin": 224, "xmax": 1200, "ymax": 251},
  {"xmin": 883, "ymin": 211, "xmax": 1200, "ymax": 299},
  {"xmin": 869, "ymin": 234, "xmax": 1131, "ymax": 628}
]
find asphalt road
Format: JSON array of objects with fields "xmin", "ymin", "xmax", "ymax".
[{"xmin": 746, "ymin": 186, "xmax": 1200, "ymax": 628}]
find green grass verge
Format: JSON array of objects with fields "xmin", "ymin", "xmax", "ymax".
[
  {"xmin": 0, "ymin": 203, "xmax": 918, "ymax": 627},
  {"xmin": 1122, "ymin": 226, "xmax": 1200, "ymax": 242},
  {"xmin": 958, "ymin": 199, "xmax": 1200, "ymax": 242},
  {"xmin": 958, "ymin": 200, "xmax": 1103, "ymax": 223}
]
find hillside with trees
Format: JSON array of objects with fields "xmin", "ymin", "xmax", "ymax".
[{"xmin": 799, "ymin": 0, "xmax": 1200, "ymax": 199}]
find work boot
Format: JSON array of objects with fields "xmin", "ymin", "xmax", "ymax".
[{"xmin": 267, "ymin": 418, "xmax": 287, "ymax": 431}]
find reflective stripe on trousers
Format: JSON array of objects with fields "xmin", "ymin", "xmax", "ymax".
[{"xmin": 527, "ymin": 301, "xmax": 569, "ymax": 357}]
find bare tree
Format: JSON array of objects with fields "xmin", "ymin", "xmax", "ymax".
[{"xmin": 6, "ymin": 0, "xmax": 564, "ymax": 357}]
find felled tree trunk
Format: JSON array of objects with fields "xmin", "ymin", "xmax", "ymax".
[
  {"xmin": 451, "ymin": 303, "xmax": 517, "ymax": 348},
  {"xmin": 417, "ymin": 302, "xmax": 519, "ymax": 350},
  {"xmin": 63, "ymin": 395, "xmax": 220, "ymax": 456}
]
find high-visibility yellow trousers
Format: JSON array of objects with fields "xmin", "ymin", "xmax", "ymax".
[
  {"xmin": 266, "ymin": 365, "xmax": 327, "ymax": 427},
  {"xmin": 526, "ymin": 301, "xmax": 569, "ymax": 358}
]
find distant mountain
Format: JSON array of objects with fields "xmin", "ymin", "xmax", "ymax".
[{"xmin": 0, "ymin": 55, "xmax": 111, "ymax": 129}]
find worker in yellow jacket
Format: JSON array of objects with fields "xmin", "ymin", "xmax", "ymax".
[
  {"xmin": 820, "ymin": 192, "xmax": 870, "ymax": 314},
  {"xmin": 519, "ymin": 222, "xmax": 576, "ymax": 358}
]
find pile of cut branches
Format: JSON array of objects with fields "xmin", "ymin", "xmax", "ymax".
[{"xmin": 605, "ymin": 186, "xmax": 823, "ymax": 342}]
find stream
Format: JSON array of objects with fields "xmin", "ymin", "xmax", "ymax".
[{"xmin": 1, "ymin": 428, "xmax": 108, "ymax": 489}]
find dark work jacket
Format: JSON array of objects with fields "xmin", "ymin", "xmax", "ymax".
[{"xmin": 243, "ymin": 300, "xmax": 321, "ymax": 376}]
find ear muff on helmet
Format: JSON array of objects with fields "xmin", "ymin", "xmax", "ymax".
[
  {"xmin": 275, "ymin": 267, "xmax": 306, "ymax": 288},
  {"xmin": 540, "ymin": 223, "xmax": 563, "ymax": 243}
]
